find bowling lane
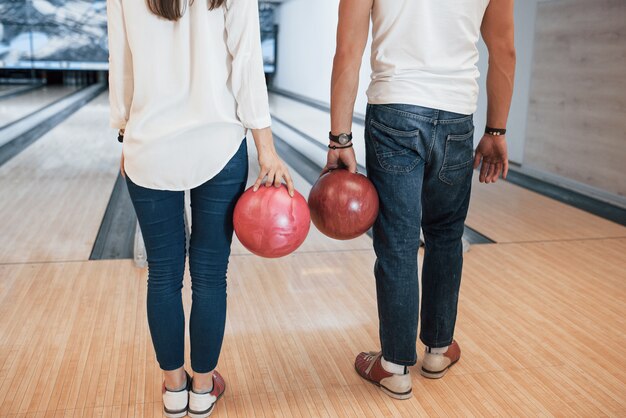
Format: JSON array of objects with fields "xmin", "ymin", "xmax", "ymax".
[
  {"xmin": 0, "ymin": 84, "xmax": 26, "ymax": 94},
  {"xmin": 270, "ymin": 91, "xmax": 626, "ymax": 244},
  {"xmin": 0, "ymin": 85, "xmax": 81, "ymax": 128},
  {"xmin": 269, "ymin": 93, "xmax": 367, "ymax": 166},
  {"xmin": 0, "ymin": 93, "xmax": 121, "ymax": 264},
  {"xmin": 466, "ymin": 176, "xmax": 626, "ymax": 243},
  {"xmin": 230, "ymin": 139, "xmax": 373, "ymax": 256}
]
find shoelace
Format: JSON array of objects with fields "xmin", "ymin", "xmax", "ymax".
[{"xmin": 363, "ymin": 351, "xmax": 383, "ymax": 363}]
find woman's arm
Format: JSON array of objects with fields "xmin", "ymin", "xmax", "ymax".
[
  {"xmin": 106, "ymin": 0, "xmax": 134, "ymax": 131},
  {"xmin": 223, "ymin": 0, "xmax": 271, "ymax": 130},
  {"xmin": 224, "ymin": 0, "xmax": 294, "ymax": 195}
]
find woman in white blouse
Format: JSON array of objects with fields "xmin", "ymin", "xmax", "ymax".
[{"xmin": 107, "ymin": 0, "xmax": 293, "ymax": 416}]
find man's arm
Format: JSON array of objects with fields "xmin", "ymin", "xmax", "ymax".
[
  {"xmin": 324, "ymin": 0, "xmax": 372, "ymax": 174},
  {"xmin": 474, "ymin": 0, "xmax": 516, "ymax": 183}
]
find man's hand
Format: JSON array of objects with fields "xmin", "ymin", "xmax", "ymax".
[
  {"xmin": 321, "ymin": 146, "xmax": 358, "ymax": 175},
  {"xmin": 473, "ymin": 134, "xmax": 509, "ymax": 183}
]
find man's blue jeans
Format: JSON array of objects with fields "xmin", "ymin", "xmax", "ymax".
[
  {"xmin": 125, "ymin": 139, "xmax": 248, "ymax": 373},
  {"xmin": 365, "ymin": 104, "xmax": 474, "ymax": 366}
]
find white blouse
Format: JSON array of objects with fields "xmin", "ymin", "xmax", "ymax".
[{"xmin": 107, "ymin": 0, "xmax": 270, "ymax": 190}]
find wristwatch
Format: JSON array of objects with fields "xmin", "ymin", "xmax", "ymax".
[{"xmin": 329, "ymin": 131, "xmax": 353, "ymax": 145}]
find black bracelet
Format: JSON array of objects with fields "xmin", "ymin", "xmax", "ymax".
[
  {"xmin": 328, "ymin": 143, "xmax": 353, "ymax": 150},
  {"xmin": 117, "ymin": 133, "xmax": 124, "ymax": 143},
  {"xmin": 485, "ymin": 126, "xmax": 506, "ymax": 136}
]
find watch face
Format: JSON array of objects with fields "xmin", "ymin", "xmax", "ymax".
[{"xmin": 338, "ymin": 133, "xmax": 350, "ymax": 145}]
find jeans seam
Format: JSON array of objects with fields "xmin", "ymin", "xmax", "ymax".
[{"xmin": 376, "ymin": 104, "xmax": 436, "ymax": 124}]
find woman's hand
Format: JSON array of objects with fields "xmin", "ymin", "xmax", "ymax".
[
  {"xmin": 251, "ymin": 128, "xmax": 295, "ymax": 197},
  {"xmin": 120, "ymin": 151, "xmax": 125, "ymax": 178}
]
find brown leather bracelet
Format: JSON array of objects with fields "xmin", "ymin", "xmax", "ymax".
[
  {"xmin": 328, "ymin": 143, "xmax": 353, "ymax": 150},
  {"xmin": 485, "ymin": 126, "xmax": 506, "ymax": 136}
]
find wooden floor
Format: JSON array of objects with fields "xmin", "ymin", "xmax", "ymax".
[
  {"xmin": 466, "ymin": 176, "xmax": 626, "ymax": 243},
  {"xmin": 0, "ymin": 93, "xmax": 120, "ymax": 264},
  {"xmin": 0, "ymin": 92, "xmax": 625, "ymax": 417},
  {"xmin": 0, "ymin": 86, "xmax": 80, "ymax": 128},
  {"xmin": 0, "ymin": 239, "xmax": 624, "ymax": 417}
]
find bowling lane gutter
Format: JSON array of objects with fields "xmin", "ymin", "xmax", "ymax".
[
  {"xmin": 272, "ymin": 130, "xmax": 494, "ymax": 245},
  {"xmin": 0, "ymin": 83, "xmax": 44, "ymax": 100},
  {"xmin": 90, "ymin": 173, "xmax": 137, "ymax": 260},
  {"xmin": 270, "ymin": 87, "xmax": 366, "ymax": 125},
  {"xmin": 271, "ymin": 113, "xmax": 367, "ymax": 175}
]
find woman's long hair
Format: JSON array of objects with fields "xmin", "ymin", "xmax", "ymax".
[{"xmin": 147, "ymin": 0, "xmax": 226, "ymax": 21}]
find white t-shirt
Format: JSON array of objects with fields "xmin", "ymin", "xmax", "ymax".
[
  {"xmin": 107, "ymin": 0, "xmax": 270, "ymax": 191},
  {"xmin": 367, "ymin": 0, "xmax": 491, "ymax": 115}
]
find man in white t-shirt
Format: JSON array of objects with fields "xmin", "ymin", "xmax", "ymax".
[{"xmin": 323, "ymin": 0, "xmax": 516, "ymax": 399}]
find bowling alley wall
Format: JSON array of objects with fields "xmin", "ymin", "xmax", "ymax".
[{"xmin": 272, "ymin": 0, "xmax": 626, "ymax": 206}]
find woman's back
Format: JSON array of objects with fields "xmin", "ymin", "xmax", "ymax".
[{"xmin": 108, "ymin": 0, "xmax": 270, "ymax": 191}]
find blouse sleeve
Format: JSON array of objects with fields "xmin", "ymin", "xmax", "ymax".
[
  {"xmin": 107, "ymin": 0, "xmax": 134, "ymax": 130},
  {"xmin": 224, "ymin": 0, "xmax": 272, "ymax": 130}
]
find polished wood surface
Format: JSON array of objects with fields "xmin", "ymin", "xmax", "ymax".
[
  {"xmin": 0, "ymin": 93, "xmax": 121, "ymax": 264},
  {"xmin": 1, "ymin": 238, "xmax": 625, "ymax": 417},
  {"xmin": 1, "ymin": 88, "xmax": 625, "ymax": 417},
  {"xmin": 524, "ymin": 0, "xmax": 626, "ymax": 198},
  {"xmin": 466, "ymin": 176, "xmax": 626, "ymax": 243},
  {"xmin": 0, "ymin": 86, "xmax": 80, "ymax": 127}
]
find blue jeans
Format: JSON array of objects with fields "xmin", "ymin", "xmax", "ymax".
[
  {"xmin": 125, "ymin": 139, "xmax": 248, "ymax": 373},
  {"xmin": 365, "ymin": 104, "xmax": 474, "ymax": 366}
]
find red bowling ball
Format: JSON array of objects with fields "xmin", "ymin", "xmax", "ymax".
[
  {"xmin": 308, "ymin": 169, "xmax": 379, "ymax": 240},
  {"xmin": 233, "ymin": 185, "xmax": 310, "ymax": 258}
]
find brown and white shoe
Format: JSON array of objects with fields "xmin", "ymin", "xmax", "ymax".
[
  {"xmin": 420, "ymin": 340, "xmax": 461, "ymax": 379},
  {"xmin": 188, "ymin": 370, "xmax": 226, "ymax": 418},
  {"xmin": 354, "ymin": 351, "xmax": 412, "ymax": 400}
]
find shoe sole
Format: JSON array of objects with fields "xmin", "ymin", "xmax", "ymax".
[
  {"xmin": 420, "ymin": 359, "xmax": 459, "ymax": 379},
  {"xmin": 354, "ymin": 364, "xmax": 413, "ymax": 400},
  {"xmin": 188, "ymin": 384, "xmax": 226, "ymax": 418},
  {"xmin": 164, "ymin": 409, "xmax": 187, "ymax": 418}
]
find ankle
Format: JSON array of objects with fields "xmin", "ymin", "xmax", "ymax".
[
  {"xmin": 192, "ymin": 371, "xmax": 214, "ymax": 393},
  {"xmin": 164, "ymin": 368, "xmax": 188, "ymax": 391},
  {"xmin": 426, "ymin": 345, "xmax": 449, "ymax": 355},
  {"xmin": 381, "ymin": 357, "xmax": 408, "ymax": 375}
]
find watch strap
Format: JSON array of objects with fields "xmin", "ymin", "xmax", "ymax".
[{"xmin": 329, "ymin": 132, "xmax": 353, "ymax": 142}]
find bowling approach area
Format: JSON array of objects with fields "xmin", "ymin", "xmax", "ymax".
[{"xmin": 0, "ymin": 82, "xmax": 625, "ymax": 417}]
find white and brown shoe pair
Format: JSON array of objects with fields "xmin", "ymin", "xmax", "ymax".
[
  {"xmin": 355, "ymin": 340, "xmax": 461, "ymax": 400},
  {"xmin": 162, "ymin": 371, "xmax": 226, "ymax": 418}
]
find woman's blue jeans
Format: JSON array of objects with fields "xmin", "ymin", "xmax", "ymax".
[{"xmin": 125, "ymin": 139, "xmax": 248, "ymax": 373}]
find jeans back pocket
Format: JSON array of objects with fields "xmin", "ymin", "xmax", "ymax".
[
  {"xmin": 368, "ymin": 119, "xmax": 422, "ymax": 174},
  {"xmin": 439, "ymin": 129, "xmax": 474, "ymax": 186}
]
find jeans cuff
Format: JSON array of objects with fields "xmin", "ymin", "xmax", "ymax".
[
  {"xmin": 191, "ymin": 362, "xmax": 218, "ymax": 374},
  {"xmin": 160, "ymin": 361, "xmax": 185, "ymax": 371},
  {"xmin": 420, "ymin": 337, "xmax": 454, "ymax": 349},
  {"xmin": 381, "ymin": 351, "xmax": 417, "ymax": 367}
]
